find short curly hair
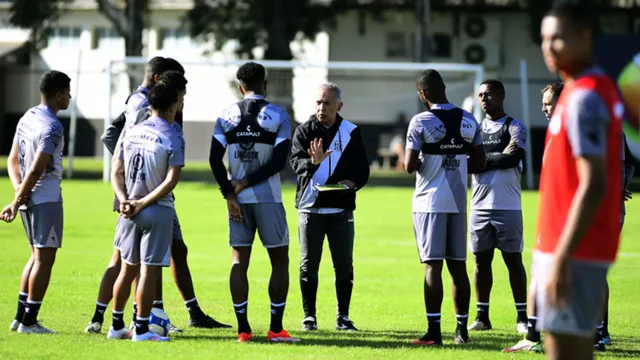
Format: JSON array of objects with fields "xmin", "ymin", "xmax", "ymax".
[
  {"xmin": 236, "ymin": 62, "xmax": 266, "ymax": 91},
  {"xmin": 39, "ymin": 70, "xmax": 71, "ymax": 98},
  {"xmin": 157, "ymin": 70, "xmax": 188, "ymax": 93}
]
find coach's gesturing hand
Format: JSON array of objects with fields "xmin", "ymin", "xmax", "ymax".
[{"xmin": 308, "ymin": 138, "xmax": 332, "ymax": 165}]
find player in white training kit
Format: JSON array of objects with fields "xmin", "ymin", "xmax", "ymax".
[
  {"xmin": 88, "ymin": 58, "xmax": 228, "ymax": 334},
  {"xmin": 3, "ymin": 70, "xmax": 71, "ymax": 334},
  {"xmin": 405, "ymin": 69, "xmax": 486, "ymax": 346},
  {"xmin": 468, "ymin": 79, "xmax": 529, "ymax": 334},
  {"xmin": 107, "ymin": 76, "xmax": 186, "ymax": 342}
]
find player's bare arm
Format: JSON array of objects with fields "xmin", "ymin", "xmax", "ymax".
[
  {"xmin": 404, "ymin": 148, "xmax": 422, "ymax": 174},
  {"xmin": 7, "ymin": 142, "xmax": 21, "ymax": 191},
  {"xmin": 547, "ymin": 155, "xmax": 607, "ymax": 308},
  {"xmin": 208, "ymin": 132, "xmax": 242, "ymax": 221},
  {"xmin": 110, "ymin": 156, "xmax": 128, "ymax": 208},
  {"xmin": 124, "ymin": 165, "xmax": 183, "ymax": 218},
  {"xmin": 467, "ymin": 145, "xmax": 487, "ymax": 174},
  {"xmin": 1, "ymin": 150, "xmax": 53, "ymax": 222}
]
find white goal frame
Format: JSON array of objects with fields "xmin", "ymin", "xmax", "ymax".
[{"xmin": 102, "ymin": 58, "xmax": 490, "ymax": 183}]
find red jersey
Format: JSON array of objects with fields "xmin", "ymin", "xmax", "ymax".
[{"xmin": 536, "ymin": 68, "xmax": 623, "ymax": 263}]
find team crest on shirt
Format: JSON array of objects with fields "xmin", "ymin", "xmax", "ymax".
[{"xmin": 425, "ymin": 120, "xmax": 447, "ymax": 142}]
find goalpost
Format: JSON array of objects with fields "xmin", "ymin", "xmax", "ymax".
[{"xmin": 102, "ymin": 58, "xmax": 501, "ymax": 183}]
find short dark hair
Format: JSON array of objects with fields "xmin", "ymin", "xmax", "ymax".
[
  {"xmin": 146, "ymin": 56, "xmax": 169, "ymax": 76},
  {"xmin": 39, "ymin": 70, "xmax": 71, "ymax": 98},
  {"xmin": 157, "ymin": 70, "xmax": 188, "ymax": 93},
  {"xmin": 480, "ymin": 79, "xmax": 505, "ymax": 96},
  {"xmin": 236, "ymin": 62, "xmax": 266, "ymax": 91},
  {"xmin": 546, "ymin": 0, "xmax": 597, "ymax": 32},
  {"xmin": 542, "ymin": 82, "xmax": 564, "ymax": 99},
  {"xmin": 417, "ymin": 69, "xmax": 445, "ymax": 93},
  {"xmin": 148, "ymin": 82, "xmax": 178, "ymax": 112},
  {"xmin": 165, "ymin": 58, "xmax": 185, "ymax": 75}
]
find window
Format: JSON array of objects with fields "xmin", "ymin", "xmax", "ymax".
[
  {"xmin": 386, "ymin": 32, "xmax": 409, "ymax": 58},
  {"xmin": 96, "ymin": 27, "xmax": 124, "ymax": 51},
  {"xmin": 47, "ymin": 27, "xmax": 82, "ymax": 48},
  {"xmin": 159, "ymin": 28, "xmax": 195, "ymax": 50}
]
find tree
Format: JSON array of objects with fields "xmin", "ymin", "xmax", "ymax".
[
  {"xmin": 185, "ymin": 0, "xmax": 351, "ymax": 121},
  {"xmin": 9, "ymin": 0, "xmax": 149, "ymax": 88}
]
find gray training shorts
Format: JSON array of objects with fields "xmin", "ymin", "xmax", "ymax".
[
  {"xmin": 229, "ymin": 203, "xmax": 289, "ymax": 248},
  {"xmin": 115, "ymin": 204, "xmax": 174, "ymax": 267},
  {"xmin": 20, "ymin": 202, "xmax": 63, "ymax": 249},
  {"xmin": 413, "ymin": 212, "xmax": 467, "ymax": 262},
  {"xmin": 469, "ymin": 209, "xmax": 524, "ymax": 254},
  {"xmin": 533, "ymin": 252, "xmax": 609, "ymax": 338}
]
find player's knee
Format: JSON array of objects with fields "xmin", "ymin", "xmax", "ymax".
[
  {"xmin": 34, "ymin": 248, "xmax": 57, "ymax": 265},
  {"xmin": 231, "ymin": 260, "xmax": 249, "ymax": 274},
  {"xmin": 171, "ymin": 240, "xmax": 188, "ymax": 260},
  {"xmin": 334, "ymin": 265, "xmax": 354, "ymax": 281},
  {"xmin": 502, "ymin": 252, "xmax": 524, "ymax": 270}
]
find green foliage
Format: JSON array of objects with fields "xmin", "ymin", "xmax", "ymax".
[
  {"xmin": 185, "ymin": 0, "xmax": 350, "ymax": 60},
  {"xmin": 8, "ymin": 0, "xmax": 72, "ymax": 48}
]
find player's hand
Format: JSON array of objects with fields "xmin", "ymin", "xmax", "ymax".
[
  {"xmin": 0, "ymin": 201, "xmax": 19, "ymax": 223},
  {"xmin": 231, "ymin": 179, "xmax": 249, "ymax": 194},
  {"xmin": 545, "ymin": 256, "xmax": 571, "ymax": 309},
  {"xmin": 503, "ymin": 142, "xmax": 519, "ymax": 154},
  {"xmin": 308, "ymin": 138, "xmax": 332, "ymax": 165},
  {"xmin": 226, "ymin": 196, "xmax": 243, "ymax": 222},
  {"xmin": 121, "ymin": 199, "xmax": 144, "ymax": 219},
  {"xmin": 338, "ymin": 180, "xmax": 356, "ymax": 189},
  {"xmin": 624, "ymin": 189, "xmax": 633, "ymax": 201}
]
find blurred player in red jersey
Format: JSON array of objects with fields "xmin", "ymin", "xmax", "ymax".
[{"xmin": 535, "ymin": 1, "xmax": 624, "ymax": 360}]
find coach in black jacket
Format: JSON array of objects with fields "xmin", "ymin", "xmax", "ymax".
[{"xmin": 290, "ymin": 82, "xmax": 370, "ymax": 332}]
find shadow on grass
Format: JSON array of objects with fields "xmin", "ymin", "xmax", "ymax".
[{"xmin": 175, "ymin": 329, "xmax": 527, "ymax": 352}]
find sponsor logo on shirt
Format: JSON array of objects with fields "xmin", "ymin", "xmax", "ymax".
[
  {"xmin": 237, "ymin": 125, "xmax": 261, "ymax": 137},
  {"xmin": 440, "ymin": 138, "xmax": 464, "ymax": 150}
]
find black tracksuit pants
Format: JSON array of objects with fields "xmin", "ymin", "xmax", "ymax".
[{"xmin": 299, "ymin": 210, "xmax": 355, "ymax": 319}]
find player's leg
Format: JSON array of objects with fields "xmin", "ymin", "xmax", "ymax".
[
  {"xmin": 256, "ymin": 203, "xmax": 298, "ymax": 342},
  {"xmin": 495, "ymin": 210, "xmax": 528, "ymax": 332},
  {"xmin": 535, "ymin": 256, "xmax": 608, "ymax": 360},
  {"xmin": 411, "ymin": 212, "xmax": 446, "ymax": 346},
  {"xmin": 445, "ymin": 213, "xmax": 471, "ymax": 344},
  {"xmin": 298, "ymin": 212, "xmax": 326, "ymax": 331},
  {"xmin": 469, "ymin": 209, "xmax": 496, "ymax": 331},
  {"xmin": 17, "ymin": 203, "xmax": 62, "ymax": 334},
  {"xmin": 229, "ymin": 203, "xmax": 256, "ymax": 341},
  {"xmin": 593, "ymin": 280, "xmax": 609, "ymax": 350},
  {"xmin": 170, "ymin": 211, "xmax": 230, "ymax": 329},
  {"xmin": 86, "ymin": 249, "xmax": 121, "ymax": 333},
  {"xmin": 325, "ymin": 210, "xmax": 357, "ymax": 331},
  {"xmin": 11, "ymin": 239, "xmax": 33, "ymax": 331},
  {"xmin": 132, "ymin": 204, "xmax": 173, "ymax": 342},
  {"xmin": 108, "ymin": 216, "xmax": 139, "ymax": 340}
]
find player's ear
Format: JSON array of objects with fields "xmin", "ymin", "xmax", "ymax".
[
  {"xmin": 337, "ymin": 101, "xmax": 343, "ymax": 112},
  {"xmin": 263, "ymin": 79, "xmax": 268, "ymax": 92},
  {"xmin": 153, "ymin": 73, "xmax": 161, "ymax": 83},
  {"xmin": 238, "ymin": 84, "xmax": 245, "ymax": 96}
]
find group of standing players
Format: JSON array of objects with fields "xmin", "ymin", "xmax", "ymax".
[
  {"xmin": 0, "ymin": 0, "xmax": 635, "ymax": 357},
  {"xmin": 404, "ymin": 2, "xmax": 634, "ymax": 359}
]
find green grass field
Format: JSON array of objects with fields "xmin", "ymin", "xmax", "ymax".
[{"xmin": 0, "ymin": 180, "xmax": 639, "ymax": 359}]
